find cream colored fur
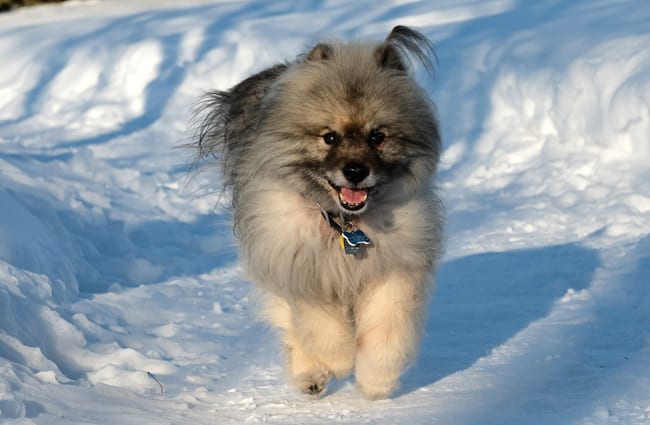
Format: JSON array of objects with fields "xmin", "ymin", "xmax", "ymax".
[
  {"xmin": 252, "ymin": 183, "xmax": 438, "ymax": 399},
  {"xmin": 262, "ymin": 271, "xmax": 428, "ymax": 399}
]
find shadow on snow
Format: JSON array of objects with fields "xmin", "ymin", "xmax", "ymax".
[{"xmin": 400, "ymin": 243, "xmax": 600, "ymax": 395}]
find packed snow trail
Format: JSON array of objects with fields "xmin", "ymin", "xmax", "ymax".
[{"xmin": 0, "ymin": 1, "xmax": 649, "ymax": 424}]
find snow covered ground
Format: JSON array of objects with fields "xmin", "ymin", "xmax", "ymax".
[{"xmin": 1, "ymin": 0, "xmax": 649, "ymax": 423}]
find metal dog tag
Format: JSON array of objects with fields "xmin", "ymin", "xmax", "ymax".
[
  {"xmin": 343, "ymin": 239, "xmax": 362, "ymax": 255},
  {"xmin": 342, "ymin": 229, "xmax": 371, "ymax": 247},
  {"xmin": 340, "ymin": 229, "xmax": 371, "ymax": 255}
]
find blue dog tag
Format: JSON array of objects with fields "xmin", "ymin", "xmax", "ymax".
[{"xmin": 342, "ymin": 229, "xmax": 371, "ymax": 247}]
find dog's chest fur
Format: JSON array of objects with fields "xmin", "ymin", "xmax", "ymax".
[{"xmin": 236, "ymin": 184, "xmax": 439, "ymax": 303}]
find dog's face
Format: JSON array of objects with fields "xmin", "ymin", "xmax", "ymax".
[
  {"xmin": 258, "ymin": 41, "xmax": 440, "ymax": 215},
  {"xmin": 319, "ymin": 124, "xmax": 385, "ymax": 213}
]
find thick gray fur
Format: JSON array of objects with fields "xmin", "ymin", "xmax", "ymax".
[{"xmin": 190, "ymin": 26, "xmax": 444, "ymax": 399}]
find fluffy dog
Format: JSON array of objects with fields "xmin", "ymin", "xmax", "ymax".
[{"xmin": 192, "ymin": 26, "xmax": 443, "ymax": 399}]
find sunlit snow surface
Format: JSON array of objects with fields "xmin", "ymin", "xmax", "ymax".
[{"xmin": 1, "ymin": 1, "xmax": 649, "ymax": 424}]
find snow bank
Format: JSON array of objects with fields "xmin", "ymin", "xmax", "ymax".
[{"xmin": 434, "ymin": 1, "xmax": 650, "ymax": 256}]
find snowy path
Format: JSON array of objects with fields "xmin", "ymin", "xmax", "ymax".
[{"xmin": 0, "ymin": 1, "xmax": 649, "ymax": 424}]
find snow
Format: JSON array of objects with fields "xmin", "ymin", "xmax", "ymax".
[{"xmin": 0, "ymin": 0, "xmax": 649, "ymax": 423}]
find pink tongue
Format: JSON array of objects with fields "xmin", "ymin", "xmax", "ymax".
[{"xmin": 340, "ymin": 187, "xmax": 367, "ymax": 204}]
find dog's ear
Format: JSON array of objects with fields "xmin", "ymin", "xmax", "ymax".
[
  {"xmin": 379, "ymin": 25, "xmax": 437, "ymax": 76},
  {"xmin": 307, "ymin": 43, "xmax": 333, "ymax": 61},
  {"xmin": 375, "ymin": 42, "xmax": 407, "ymax": 72}
]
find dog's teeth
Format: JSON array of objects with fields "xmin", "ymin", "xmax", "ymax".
[{"xmin": 340, "ymin": 187, "xmax": 368, "ymax": 206}]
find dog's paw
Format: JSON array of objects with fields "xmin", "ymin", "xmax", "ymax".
[
  {"xmin": 357, "ymin": 381, "xmax": 399, "ymax": 400},
  {"xmin": 303, "ymin": 381, "xmax": 326, "ymax": 396},
  {"xmin": 295, "ymin": 368, "xmax": 330, "ymax": 397},
  {"xmin": 355, "ymin": 369, "xmax": 399, "ymax": 400}
]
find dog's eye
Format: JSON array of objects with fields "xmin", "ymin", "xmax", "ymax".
[
  {"xmin": 322, "ymin": 131, "xmax": 341, "ymax": 146},
  {"xmin": 367, "ymin": 130, "xmax": 385, "ymax": 146}
]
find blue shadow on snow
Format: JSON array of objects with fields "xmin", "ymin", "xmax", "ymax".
[{"xmin": 400, "ymin": 243, "xmax": 600, "ymax": 395}]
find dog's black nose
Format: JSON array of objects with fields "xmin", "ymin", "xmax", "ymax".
[{"xmin": 343, "ymin": 162, "xmax": 369, "ymax": 184}]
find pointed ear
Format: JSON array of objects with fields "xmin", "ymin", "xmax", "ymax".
[
  {"xmin": 307, "ymin": 43, "xmax": 333, "ymax": 61},
  {"xmin": 381, "ymin": 25, "xmax": 437, "ymax": 76},
  {"xmin": 375, "ymin": 42, "xmax": 407, "ymax": 72}
]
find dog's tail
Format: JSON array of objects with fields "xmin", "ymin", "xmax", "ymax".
[{"xmin": 189, "ymin": 63, "xmax": 288, "ymax": 200}]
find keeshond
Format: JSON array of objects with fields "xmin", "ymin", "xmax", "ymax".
[{"xmin": 192, "ymin": 26, "xmax": 443, "ymax": 399}]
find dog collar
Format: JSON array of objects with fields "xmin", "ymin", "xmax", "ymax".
[{"xmin": 319, "ymin": 207, "xmax": 371, "ymax": 255}]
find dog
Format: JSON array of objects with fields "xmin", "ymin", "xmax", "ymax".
[{"xmin": 192, "ymin": 26, "xmax": 443, "ymax": 399}]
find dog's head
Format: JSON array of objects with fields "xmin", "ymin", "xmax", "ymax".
[{"xmin": 258, "ymin": 27, "xmax": 441, "ymax": 214}]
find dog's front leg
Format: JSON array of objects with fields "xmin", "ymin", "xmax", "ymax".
[
  {"xmin": 263, "ymin": 295, "xmax": 356, "ymax": 396},
  {"xmin": 354, "ymin": 272, "xmax": 428, "ymax": 399}
]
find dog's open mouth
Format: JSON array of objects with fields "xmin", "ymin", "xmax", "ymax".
[{"xmin": 330, "ymin": 183, "xmax": 370, "ymax": 211}]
